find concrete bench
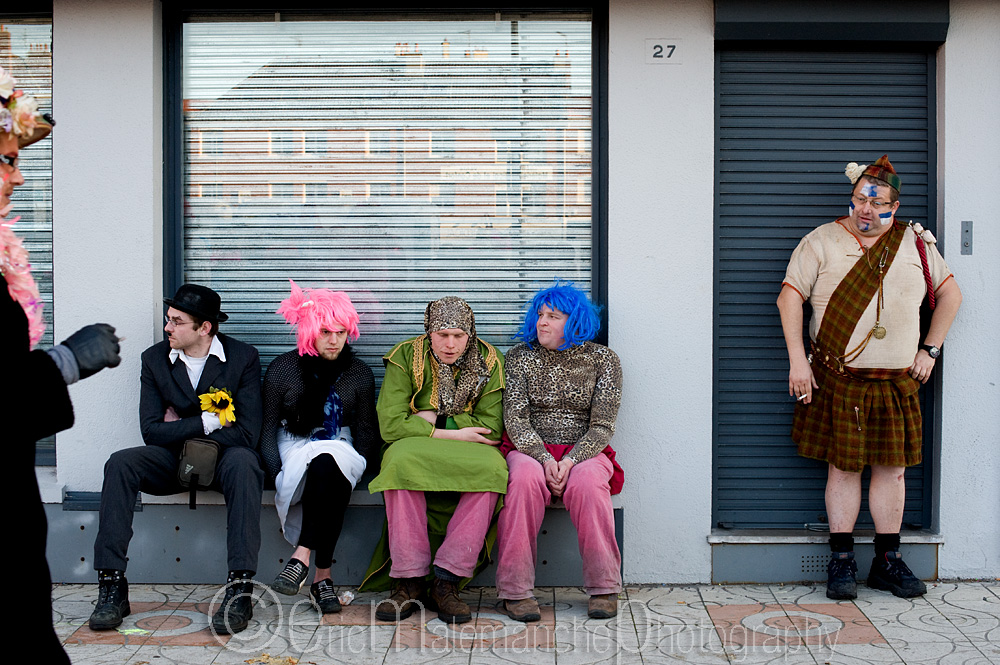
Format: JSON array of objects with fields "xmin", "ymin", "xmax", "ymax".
[{"xmin": 46, "ymin": 476, "xmax": 623, "ymax": 585}]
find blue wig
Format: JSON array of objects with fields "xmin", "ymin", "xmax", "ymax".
[{"xmin": 513, "ymin": 281, "xmax": 602, "ymax": 349}]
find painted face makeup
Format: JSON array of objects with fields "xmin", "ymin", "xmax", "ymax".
[
  {"xmin": 860, "ymin": 183, "xmax": 879, "ymax": 198},
  {"xmin": 849, "ymin": 199, "xmax": 873, "ymax": 229},
  {"xmin": 879, "ymin": 210, "xmax": 894, "ymax": 226}
]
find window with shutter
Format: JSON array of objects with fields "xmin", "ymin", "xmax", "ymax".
[{"xmin": 179, "ymin": 13, "xmax": 595, "ymax": 374}]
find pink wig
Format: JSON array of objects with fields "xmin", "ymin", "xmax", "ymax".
[{"xmin": 276, "ymin": 280, "xmax": 361, "ymax": 356}]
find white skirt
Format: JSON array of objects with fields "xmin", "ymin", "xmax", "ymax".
[{"xmin": 273, "ymin": 426, "xmax": 367, "ymax": 547}]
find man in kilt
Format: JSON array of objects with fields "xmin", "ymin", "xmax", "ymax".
[{"xmin": 777, "ymin": 155, "xmax": 962, "ymax": 599}]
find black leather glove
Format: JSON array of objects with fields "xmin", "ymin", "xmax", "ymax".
[{"xmin": 61, "ymin": 323, "xmax": 122, "ymax": 380}]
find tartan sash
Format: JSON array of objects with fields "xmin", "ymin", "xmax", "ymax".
[{"xmin": 814, "ymin": 219, "xmax": 908, "ymax": 362}]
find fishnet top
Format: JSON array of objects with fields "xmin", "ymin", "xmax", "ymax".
[
  {"xmin": 503, "ymin": 341, "xmax": 623, "ymax": 464},
  {"xmin": 259, "ymin": 348, "xmax": 379, "ymax": 483}
]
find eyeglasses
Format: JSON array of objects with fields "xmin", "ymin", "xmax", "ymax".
[
  {"xmin": 851, "ymin": 194, "xmax": 893, "ymax": 211},
  {"xmin": 165, "ymin": 315, "xmax": 197, "ymax": 328},
  {"xmin": 0, "ymin": 154, "xmax": 19, "ymax": 169}
]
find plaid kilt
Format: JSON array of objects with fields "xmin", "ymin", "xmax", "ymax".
[{"xmin": 793, "ymin": 360, "xmax": 922, "ymax": 473}]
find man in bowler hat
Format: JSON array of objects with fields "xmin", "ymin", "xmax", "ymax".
[{"xmin": 89, "ymin": 284, "xmax": 264, "ymax": 635}]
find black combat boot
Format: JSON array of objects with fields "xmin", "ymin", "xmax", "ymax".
[
  {"xmin": 89, "ymin": 569, "xmax": 131, "ymax": 630},
  {"xmin": 211, "ymin": 570, "xmax": 255, "ymax": 634},
  {"xmin": 826, "ymin": 551, "xmax": 858, "ymax": 600}
]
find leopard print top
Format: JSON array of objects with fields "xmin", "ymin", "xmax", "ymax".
[{"xmin": 503, "ymin": 340, "xmax": 623, "ymax": 464}]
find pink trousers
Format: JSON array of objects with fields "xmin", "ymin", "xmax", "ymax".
[
  {"xmin": 385, "ymin": 489, "xmax": 498, "ymax": 579},
  {"xmin": 496, "ymin": 451, "xmax": 622, "ymax": 600}
]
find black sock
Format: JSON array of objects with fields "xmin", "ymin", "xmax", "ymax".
[
  {"xmin": 874, "ymin": 533, "xmax": 900, "ymax": 559},
  {"xmin": 829, "ymin": 532, "xmax": 854, "ymax": 553},
  {"xmin": 433, "ymin": 565, "xmax": 460, "ymax": 582}
]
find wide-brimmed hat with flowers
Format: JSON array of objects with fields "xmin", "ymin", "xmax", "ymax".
[{"xmin": 0, "ymin": 65, "xmax": 54, "ymax": 148}]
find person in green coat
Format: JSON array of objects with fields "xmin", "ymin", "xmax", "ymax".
[{"xmin": 366, "ymin": 296, "xmax": 507, "ymax": 624}]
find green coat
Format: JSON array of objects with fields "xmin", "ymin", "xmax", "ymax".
[{"xmin": 361, "ymin": 335, "xmax": 507, "ymax": 590}]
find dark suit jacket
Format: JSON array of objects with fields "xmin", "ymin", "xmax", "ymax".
[{"xmin": 138, "ymin": 333, "xmax": 262, "ymax": 456}]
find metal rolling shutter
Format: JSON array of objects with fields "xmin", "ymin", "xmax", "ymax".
[
  {"xmin": 1, "ymin": 20, "xmax": 53, "ymax": 347},
  {"xmin": 714, "ymin": 49, "xmax": 935, "ymax": 529},
  {"xmin": 2, "ymin": 19, "xmax": 55, "ymax": 464},
  {"xmin": 181, "ymin": 14, "xmax": 593, "ymax": 374}
]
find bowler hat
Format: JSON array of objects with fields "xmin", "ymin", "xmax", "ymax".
[{"xmin": 163, "ymin": 284, "xmax": 229, "ymax": 323}]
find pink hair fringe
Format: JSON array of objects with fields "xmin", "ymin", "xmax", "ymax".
[{"xmin": 277, "ymin": 279, "xmax": 360, "ymax": 356}]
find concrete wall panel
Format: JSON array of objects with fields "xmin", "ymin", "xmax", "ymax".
[
  {"xmin": 50, "ymin": 0, "xmax": 163, "ymax": 496},
  {"xmin": 609, "ymin": 0, "xmax": 715, "ymax": 583},
  {"xmin": 937, "ymin": 0, "xmax": 1000, "ymax": 578}
]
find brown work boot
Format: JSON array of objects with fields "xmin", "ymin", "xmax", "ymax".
[
  {"xmin": 588, "ymin": 593, "xmax": 618, "ymax": 619},
  {"xmin": 429, "ymin": 577, "xmax": 472, "ymax": 624},
  {"xmin": 374, "ymin": 577, "xmax": 425, "ymax": 621},
  {"xmin": 497, "ymin": 597, "xmax": 541, "ymax": 623}
]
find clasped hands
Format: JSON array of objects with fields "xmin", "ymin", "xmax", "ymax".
[
  {"xmin": 543, "ymin": 457, "xmax": 575, "ymax": 497},
  {"xmin": 414, "ymin": 410, "xmax": 499, "ymax": 445}
]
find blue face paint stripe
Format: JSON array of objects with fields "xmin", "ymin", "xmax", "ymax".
[
  {"xmin": 861, "ymin": 183, "xmax": 878, "ymax": 197},
  {"xmin": 879, "ymin": 210, "xmax": 894, "ymax": 225}
]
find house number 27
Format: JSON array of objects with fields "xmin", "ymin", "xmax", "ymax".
[{"xmin": 645, "ymin": 39, "xmax": 682, "ymax": 65}]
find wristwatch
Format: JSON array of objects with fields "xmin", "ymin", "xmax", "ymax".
[{"xmin": 921, "ymin": 343, "xmax": 941, "ymax": 359}]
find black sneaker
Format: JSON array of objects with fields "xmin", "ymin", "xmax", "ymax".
[
  {"xmin": 826, "ymin": 551, "xmax": 858, "ymax": 599},
  {"xmin": 270, "ymin": 558, "xmax": 308, "ymax": 595},
  {"xmin": 867, "ymin": 551, "xmax": 927, "ymax": 598},
  {"xmin": 89, "ymin": 569, "xmax": 131, "ymax": 630},
  {"xmin": 212, "ymin": 571, "xmax": 255, "ymax": 635},
  {"xmin": 310, "ymin": 579, "xmax": 342, "ymax": 614}
]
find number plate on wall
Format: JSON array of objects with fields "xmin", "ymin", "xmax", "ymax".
[{"xmin": 645, "ymin": 38, "xmax": 682, "ymax": 64}]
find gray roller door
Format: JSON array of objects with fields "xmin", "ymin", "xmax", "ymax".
[{"xmin": 713, "ymin": 49, "xmax": 936, "ymax": 530}]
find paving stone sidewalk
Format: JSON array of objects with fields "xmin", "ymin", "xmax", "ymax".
[{"xmin": 52, "ymin": 581, "xmax": 999, "ymax": 664}]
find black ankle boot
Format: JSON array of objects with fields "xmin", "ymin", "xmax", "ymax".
[
  {"xmin": 89, "ymin": 569, "xmax": 131, "ymax": 630},
  {"xmin": 212, "ymin": 570, "xmax": 255, "ymax": 635},
  {"xmin": 826, "ymin": 551, "xmax": 858, "ymax": 599},
  {"xmin": 868, "ymin": 551, "xmax": 927, "ymax": 598}
]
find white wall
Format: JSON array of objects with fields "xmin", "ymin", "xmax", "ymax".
[
  {"xmin": 609, "ymin": 0, "xmax": 715, "ymax": 583},
  {"xmin": 936, "ymin": 0, "xmax": 1000, "ymax": 578},
  {"xmin": 48, "ymin": 0, "xmax": 163, "ymax": 497}
]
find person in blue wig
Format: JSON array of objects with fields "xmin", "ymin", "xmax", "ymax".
[{"xmin": 495, "ymin": 281, "xmax": 625, "ymax": 622}]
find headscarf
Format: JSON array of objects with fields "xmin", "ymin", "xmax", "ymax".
[{"xmin": 423, "ymin": 296, "xmax": 491, "ymax": 417}]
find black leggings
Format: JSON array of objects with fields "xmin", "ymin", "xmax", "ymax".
[{"xmin": 297, "ymin": 453, "xmax": 353, "ymax": 569}]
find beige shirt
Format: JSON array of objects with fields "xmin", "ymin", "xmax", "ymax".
[{"xmin": 783, "ymin": 220, "xmax": 952, "ymax": 369}]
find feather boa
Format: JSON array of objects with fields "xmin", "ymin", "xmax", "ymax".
[{"xmin": 0, "ymin": 215, "xmax": 45, "ymax": 348}]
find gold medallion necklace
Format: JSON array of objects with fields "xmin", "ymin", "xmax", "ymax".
[{"xmin": 838, "ymin": 245, "xmax": 889, "ymax": 365}]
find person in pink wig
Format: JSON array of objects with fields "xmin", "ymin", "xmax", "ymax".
[{"xmin": 260, "ymin": 280, "xmax": 379, "ymax": 613}]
